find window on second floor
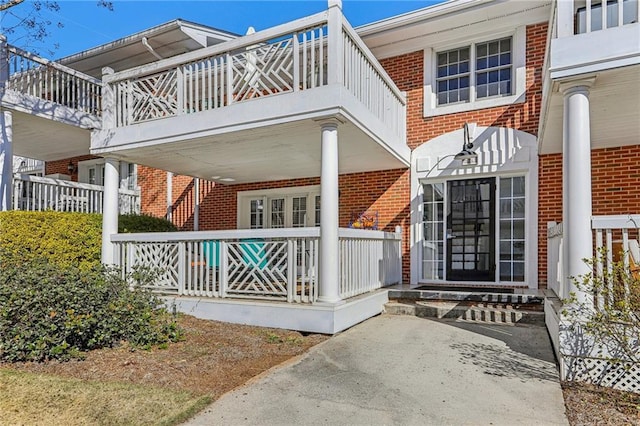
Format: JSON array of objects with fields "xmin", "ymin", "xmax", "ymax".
[{"xmin": 424, "ymin": 28, "xmax": 525, "ymax": 117}]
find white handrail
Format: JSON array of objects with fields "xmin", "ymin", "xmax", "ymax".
[
  {"xmin": 5, "ymin": 43, "xmax": 102, "ymax": 116},
  {"xmin": 12, "ymin": 173, "xmax": 140, "ymax": 214},
  {"xmin": 104, "ymin": 12, "xmax": 329, "ymax": 84}
]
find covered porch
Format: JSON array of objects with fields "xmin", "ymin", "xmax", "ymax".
[{"xmin": 94, "ymin": 0, "xmax": 409, "ymax": 333}]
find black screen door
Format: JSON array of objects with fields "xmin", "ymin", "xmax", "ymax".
[{"xmin": 446, "ymin": 178, "xmax": 495, "ymax": 281}]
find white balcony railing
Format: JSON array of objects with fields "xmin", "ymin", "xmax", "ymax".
[
  {"xmin": 12, "ymin": 174, "xmax": 140, "ymax": 214},
  {"xmin": 3, "ymin": 41, "xmax": 102, "ymax": 116},
  {"xmin": 13, "ymin": 156, "xmax": 44, "ymax": 174},
  {"xmin": 547, "ymin": 215, "xmax": 640, "ymax": 305},
  {"xmin": 592, "ymin": 214, "xmax": 640, "ymax": 309},
  {"xmin": 554, "ymin": 0, "xmax": 639, "ymax": 38},
  {"xmin": 103, "ymin": 8, "xmax": 406, "ymax": 142},
  {"xmin": 112, "ymin": 227, "xmax": 402, "ymax": 304},
  {"xmin": 339, "ymin": 227, "xmax": 402, "ymax": 299}
]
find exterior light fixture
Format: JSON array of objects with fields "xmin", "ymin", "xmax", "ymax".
[
  {"xmin": 67, "ymin": 160, "xmax": 77, "ymax": 174},
  {"xmin": 454, "ymin": 123, "xmax": 478, "ymax": 162}
]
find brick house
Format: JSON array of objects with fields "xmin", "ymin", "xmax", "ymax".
[{"xmin": 1, "ymin": 0, "xmax": 639, "ymax": 380}]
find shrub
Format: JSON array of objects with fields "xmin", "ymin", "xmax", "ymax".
[
  {"xmin": 0, "ymin": 211, "xmax": 177, "ymax": 269},
  {"xmin": 119, "ymin": 214, "xmax": 177, "ymax": 233},
  {"xmin": 0, "ymin": 211, "xmax": 102, "ymax": 270},
  {"xmin": 564, "ymin": 250, "xmax": 640, "ymax": 364},
  {"xmin": 0, "ymin": 261, "xmax": 181, "ymax": 362}
]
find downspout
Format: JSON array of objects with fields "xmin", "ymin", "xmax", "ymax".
[{"xmin": 141, "ymin": 37, "xmax": 163, "ymax": 60}]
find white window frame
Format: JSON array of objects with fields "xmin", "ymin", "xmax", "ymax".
[
  {"xmin": 78, "ymin": 159, "xmax": 138, "ymax": 190},
  {"xmin": 237, "ymin": 185, "xmax": 320, "ymax": 229},
  {"xmin": 423, "ymin": 26, "xmax": 526, "ymax": 117},
  {"xmin": 418, "ymin": 173, "xmax": 530, "ymax": 285}
]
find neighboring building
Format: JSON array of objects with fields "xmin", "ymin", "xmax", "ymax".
[{"xmin": 1, "ymin": 0, "xmax": 639, "ymax": 383}]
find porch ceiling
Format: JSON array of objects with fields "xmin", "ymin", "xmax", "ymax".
[
  {"xmin": 99, "ymin": 117, "xmax": 408, "ymax": 183},
  {"xmin": 11, "ymin": 111, "xmax": 91, "ymax": 161},
  {"xmin": 540, "ymin": 65, "xmax": 640, "ymax": 154}
]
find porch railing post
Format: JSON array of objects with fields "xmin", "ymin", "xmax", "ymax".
[
  {"xmin": 327, "ymin": 0, "xmax": 344, "ymax": 86},
  {"xmin": 219, "ymin": 241, "xmax": 228, "ymax": 298},
  {"xmin": 101, "ymin": 67, "xmax": 116, "ymax": 129}
]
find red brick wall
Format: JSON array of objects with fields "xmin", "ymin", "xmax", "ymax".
[
  {"xmin": 379, "ymin": 23, "xmax": 547, "ymax": 149},
  {"xmin": 45, "ymin": 155, "xmax": 99, "ymax": 182},
  {"xmin": 138, "ymin": 166, "xmax": 169, "ymax": 219},
  {"xmin": 538, "ymin": 153, "xmax": 563, "ymax": 287},
  {"xmin": 537, "ymin": 145, "xmax": 640, "ymax": 287}
]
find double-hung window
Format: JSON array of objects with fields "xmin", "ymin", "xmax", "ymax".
[
  {"xmin": 436, "ymin": 37, "xmax": 512, "ymax": 106},
  {"xmin": 425, "ymin": 28, "xmax": 525, "ymax": 116}
]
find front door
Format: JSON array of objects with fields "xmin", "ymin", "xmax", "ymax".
[{"xmin": 446, "ymin": 178, "xmax": 495, "ymax": 281}]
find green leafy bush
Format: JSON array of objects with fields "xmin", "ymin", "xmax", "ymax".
[
  {"xmin": 0, "ymin": 211, "xmax": 176, "ymax": 269},
  {"xmin": 119, "ymin": 214, "xmax": 177, "ymax": 233},
  {"xmin": 0, "ymin": 211, "xmax": 102, "ymax": 270},
  {"xmin": 0, "ymin": 261, "xmax": 181, "ymax": 362}
]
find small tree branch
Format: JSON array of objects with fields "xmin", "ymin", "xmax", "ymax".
[{"xmin": 0, "ymin": 0, "xmax": 26, "ymax": 12}]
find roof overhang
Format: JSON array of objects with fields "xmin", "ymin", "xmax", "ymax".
[
  {"xmin": 357, "ymin": 0, "xmax": 551, "ymax": 59},
  {"xmin": 58, "ymin": 19, "xmax": 238, "ymax": 78}
]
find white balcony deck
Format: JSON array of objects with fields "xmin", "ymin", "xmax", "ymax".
[
  {"xmin": 91, "ymin": 7, "xmax": 409, "ymax": 182},
  {"xmin": 539, "ymin": 0, "xmax": 640, "ymax": 154},
  {"xmin": 1, "ymin": 41, "xmax": 102, "ymax": 161}
]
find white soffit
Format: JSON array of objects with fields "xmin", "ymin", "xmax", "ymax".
[
  {"xmin": 57, "ymin": 20, "xmax": 238, "ymax": 78},
  {"xmin": 358, "ymin": 0, "xmax": 551, "ymax": 59}
]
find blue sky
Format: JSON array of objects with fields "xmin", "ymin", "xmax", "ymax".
[{"xmin": 2, "ymin": 0, "xmax": 440, "ymax": 59}]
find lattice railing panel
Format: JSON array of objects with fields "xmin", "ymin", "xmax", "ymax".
[
  {"xmin": 117, "ymin": 70, "xmax": 178, "ymax": 125},
  {"xmin": 226, "ymin": 240, "xmax": 289, "ymax": 299},
  {"xmin": 564, "ymin": 356, "xmax": 640, "ymax": 394},
  {"xmin": 231, "ymin": 39, "xmax": 295, "ymax": 102},
  {"xmin": 127, "ymin": 242, "xmax": 180, "ymax": 292}
]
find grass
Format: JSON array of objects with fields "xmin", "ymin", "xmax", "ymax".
[{"xmin": 0, "ymin": 369, "xmax": 212, "ymax": 426}]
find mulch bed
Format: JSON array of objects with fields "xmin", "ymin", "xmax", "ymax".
[
  {"xmin": 562, "ymin": 381, "xmax": 640, "ymax": 425},
  {"xmin": 1, "ymin": 315, "xmax": 328, "ymax": 399}
]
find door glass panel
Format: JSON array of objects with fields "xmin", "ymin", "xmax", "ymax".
[
  {"xmin": 250, "ymin": 199, "xmax": 264, "ymax": 229},
  {"xmin": 422, "ymin": 183, "xmax": 445, "ymax": 280},
  {"xmin": 292, "ymin": 197, "xmax": 307, "ymax": 228},
  {"xmin": 499, "ymin": 176, "xmax": 526, "ymax": 282},
  {"xmin": 270, "ymin": 198, "xmax": 285, "ymax": 228},
  {"xmin": 446, "ymin": 178, "xmax": 496, "ymax": 281},
  {"xmin": 315, "ymin": 195, "xmax": 321, "ymax": 227}
]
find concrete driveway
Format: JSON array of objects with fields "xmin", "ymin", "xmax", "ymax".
[{"xmin": 185, "ymin": 315, "xmax": 568, "ymax": 426}]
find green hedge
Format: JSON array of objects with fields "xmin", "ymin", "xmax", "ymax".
[
  {"xmin": 0, "ymin": 211, "xmax": 176, "ymax": 269},
  {"xmin": 0, "ymin": 261, "xmax": 181, "ymax": 362},
  {"xmin": 119, "ymin": 213, "xmax": 177, "ymax": 233}
]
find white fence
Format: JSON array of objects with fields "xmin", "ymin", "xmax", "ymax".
[
  {"xmin": 549, "ymin": 215, "xmax": 640, "ymax": 393},
  {"xmin": 4, "ymin": 43, "xmax": 102, "ymax": 116},
  {"xmin": 339, "ymin": 227, "xmax": 402, "ymax": 299},
  {"xmin": 13, "ymin": 174, "xmax": 140, "ymax": 214},
  {"xmin": 592, "ymin": 214, "xmax": 640, "ymax": 310},
  {"xmin": 112, "ymin": 227, "xmax": 402, "ymax": 304},
  {"xmin": 103, "ymin": 9, "xmax": 405, "ymax": 141}
]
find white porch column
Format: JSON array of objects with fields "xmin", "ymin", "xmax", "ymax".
[
  {"xmin": 561, "ymin": 78, "xmax": 595, "ymax": 306},
  {"xmin": 0, "ymin": 37, "xmax": 12, "ymax": 211},
  {"xmin": 318, "ymin": 120, "xmax": 341, "ymax": 304},
  {"xmin": 101, "ymin": 157, "xmax": 120, "ymax": 264},
  {"xmin": 0, "ymin": 111, "xmax": 13, "ymax": 211}
]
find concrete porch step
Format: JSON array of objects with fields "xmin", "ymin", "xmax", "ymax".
[
  {"xmin": 388, "ymin": 288, "xmax": 545, "ymax": 306},
  {"xmin": 385, "ymin": 300, "xmax": 545, "ymax": 325}
]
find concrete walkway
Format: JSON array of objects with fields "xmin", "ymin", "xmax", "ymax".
[{"xmin": 185, "ymin": 315, "xmax": 568, "ymax": 426}]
